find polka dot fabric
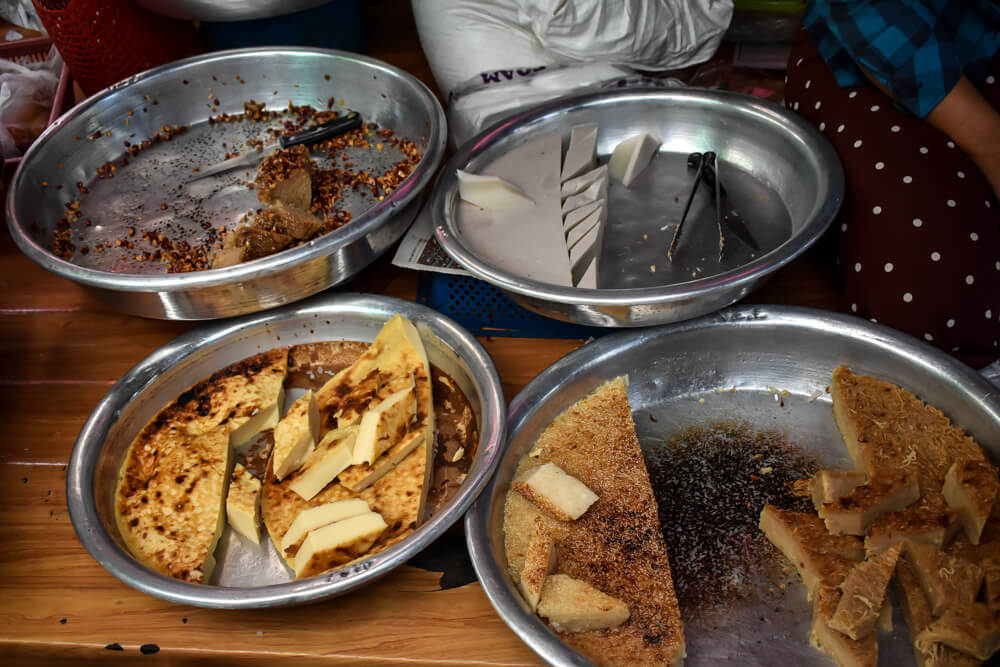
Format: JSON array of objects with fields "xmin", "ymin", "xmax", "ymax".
[{"xmin": 785, "ymin": 28, "xmax": 1000, "ymax": 367}]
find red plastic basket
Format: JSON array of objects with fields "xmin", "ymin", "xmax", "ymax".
[{"xmin": 32, "ymin": 0, "xmax": 202, "ymax": 95}]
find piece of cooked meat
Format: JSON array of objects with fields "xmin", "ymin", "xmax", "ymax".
[
  {"xmin": 905, "ymin": 541, "xmax": 984, "ymax": 616},
  {"xmin": 916, "ymin": 603, "xmax": 1000, "ymax": 661},
  {"xmin": 828, "ymin": 544, "xmax": 901, "ymax": 640},
  {"xmin": 811, "ymin": 469, "xmax": 869, "ymax": 508},
  {"xmin": 503, "ymin": 377, "xmax": 685, "ymax": 666},
  {"xmin": 895, "ymin": 560, "xmax": 981, "ymax": 667},
  {"xmin": 819, "ymin": 469, "xmax": 920, "ymax": 536},
  {"xmin": 115, "ymin": 425, "xmax": 231, "ymax": 584},
  {"xmin": 537, "ymin": 574, "xmax": 630, "ymax": 633},
  {"xmin": 519, "ymin": 516, "xmax": 557, "ymax": 612},
  {"xmin": 810, "ymin": 585, "xmax": 878, "ymax": 667},
  {"xmin": 943, "ymin": 459, "xmax": 1000, "ymax": 546},
  {"xmin": 256, "ymin": 144, "xmax": 315, "ymax": 210},
  {"xmin": 759, "ymin": 505, "xmax": 864, "ymax": 598}
]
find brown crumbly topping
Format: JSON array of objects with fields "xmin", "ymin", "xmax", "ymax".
[
  {"xmin": 256, "ymin": 145, "xmax": 314, "ymax": 194},
  {"xmin": 46, "ymin": 100, "xmax": 421, "ymax": 270}
]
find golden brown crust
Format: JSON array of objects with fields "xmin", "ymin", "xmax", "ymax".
[
  {"xmin": 146, "ymin": 348, "xmax": 289, "ymax": 440},
  {"xmin": 504, "ymin": 378, "xmax": 685, "ymax": 666},
  {"xmin": 828, "ymin": 544, "xmax": 901, "ymax": 640},
  {"xmin": 811, "ymin": 585, "xmax": 879, "ymax": 667},
  {"xmin": 943, "ymin": 459, "xmax": 1000, "ymax": 545},
  {"xmin": 759, "ymin": 505, "xmax": 863, "ymax": 596},
  {"xmin": 819, "ymin": 469, "xmax": 920, "ymax": 536},
  {"xmin": 116, "ymin": 426, "xmax": 231, "ymax": 583},
  {"xmin": 261, "ymin": 439, "xmax": 424, "ymax": 568}
]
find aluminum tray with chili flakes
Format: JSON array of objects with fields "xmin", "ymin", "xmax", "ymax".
[{"xmin": 7, "ymin": 47, "xmax": 446, "ymax": 320}]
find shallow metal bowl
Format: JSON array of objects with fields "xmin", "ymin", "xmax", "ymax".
[
  {"xmin": 67, "ymin": 293, "xmax": 505, "ymax": 608},
  {"xmin": 466, "ymin": 305, "xmax": 1000, "ymax": 665},
  {"xmin": 7, "ymin": 48, "xmax": 445, "ymax": 320},
  {"xmin": 433, "ymin": 88, "xmax": 843, "ymax": 327},
  {"xmin": 134, "ymin": 0, "xmax": 332, "ymax": 21}
]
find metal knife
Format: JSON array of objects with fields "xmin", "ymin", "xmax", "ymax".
[{"xmin": 188, "ymin": 111, "xmax": 362, "ymax": 182}]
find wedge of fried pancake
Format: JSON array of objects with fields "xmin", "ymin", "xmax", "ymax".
[
  {"xmin": 895, "ymin": 560, "xmax": 981, "ymax": 667},
  {"xmin": 759, "ymin": 505, "xmax": 864, "ymax": 598},
  {"xmin": 503, "ymin": 378, "xmax": 685, "ymax": 667},
  {"xmin": 831, "ymin": 366, "xmax": 989, "ymax": 553},
  {"xmin": 315, "ymin": 315, "xmax": 435, "ymax": 516},
  {"xmin": 261, "ymin": 434, "xmax": 425, "ymax": 576},
  {"xmin": 159, "ymin": 348, "xmax": 289, "ymax": 447},
  {"xmin": 116, "ymin": 425, "xmax": 231, "ymax": 583}
]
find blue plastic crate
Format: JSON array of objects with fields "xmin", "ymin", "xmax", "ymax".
[{"xmin": 417, "ymin": 273, "xmax": 607, "ymax": 339}]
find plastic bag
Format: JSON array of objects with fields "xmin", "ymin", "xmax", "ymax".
[
  {"xmin": 448, "ymin": 62, "xmax": 684, "ymax": 148},
  {"xmin": 412, "ymin": 0, "xmax": 733, "ymax": 98},
  {"xmin": 0, "ymin": 46, "xmax": 61, "ymax": 160},
  {"xmin": 0, "ymin": 0, "xmax": 45, "ymax": 33}
]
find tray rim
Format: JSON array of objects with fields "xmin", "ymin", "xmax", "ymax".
[
  {"xmin": 6, "ymin": 46, "xmax": 446, "ymax": 292},
  {"xmin": 66, "ymin": 292, "xmax": 506, "ymax": 608},
  {"xmin": 465, "ymin": 304, "xmax": 1000, "ymax": 666}
]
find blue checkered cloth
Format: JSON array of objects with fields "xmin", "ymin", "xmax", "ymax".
[{"xmin": 804, "ymin": 0, "xmax": 1000, "ymax": 117}]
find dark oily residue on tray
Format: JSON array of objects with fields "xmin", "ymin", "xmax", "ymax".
[{"xmin": 644, "ymin": 420, "xmax": 819, "ymax": 622}]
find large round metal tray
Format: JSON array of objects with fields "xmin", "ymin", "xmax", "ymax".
[
  {"xmin": 466, "ymin": 305, "xmax": 1000, "ymax": 665},
  {"xmin": 7, "ymin": 48, "xmax": 445, "ymax": 320},
  {"xmin": 433, "ymin": 88, "xmax": 843, "ymax": 327},
  {"xmin": 67, "ymin": 293, "xmax": 505, "ymax": 608}
]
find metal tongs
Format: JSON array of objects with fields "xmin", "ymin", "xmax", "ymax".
[{"xmin": 667, "ymin": 151, "xmax": 761, "ymax": 262}]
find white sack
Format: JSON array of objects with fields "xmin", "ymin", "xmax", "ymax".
[{"xmin": 412, "ymin": 0, "xmax": 733, "ymax": 98}]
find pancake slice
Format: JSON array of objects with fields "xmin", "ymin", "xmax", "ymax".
[
  {"xmin": 164, "ymin": 348, "xmax": 288, "ymax": 446},
  {"xmin": 116, "ymin": 425, "xmax": 232, "ymax": 583},
  {"xmin": 503, "ymin": 377, "xmax": 685, "ymax": 666}
]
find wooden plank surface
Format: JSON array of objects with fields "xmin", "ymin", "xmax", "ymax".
[{"xmin": 0, "ymin": 1, "xmax": 839, "ymax": 663}]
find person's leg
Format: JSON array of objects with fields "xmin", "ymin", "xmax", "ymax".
[{"xmin": 785, "ymin": 28, "xmax": 999, "ymax": 367}]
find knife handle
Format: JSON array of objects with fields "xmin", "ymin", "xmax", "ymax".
[{"xmin": 279, "ymin": 112, "xmax": 362, "ymax": 149}]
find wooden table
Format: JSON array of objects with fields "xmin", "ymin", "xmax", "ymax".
[{"xmin": 0, "ymin": 3, "xmax": 839, "ymax": 663}]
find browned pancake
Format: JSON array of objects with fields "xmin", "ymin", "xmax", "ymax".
[
  {"xmin": 116, "ymin": 425, "xmax": 231, "ymax": 583},
  {"xmin": 261, "ymin": 438, "xmax": 425, "ymax": 574},
  {"xmin": 504, "ymin": 378, "xmax": 685, "ymax": 667},
  {"xmin": 155, "ymin": 348, "xmax": 288, "ymax": 440},
  {"xmin": 831, "ymin": 366, "xmax": 990, "ymax": 553}
]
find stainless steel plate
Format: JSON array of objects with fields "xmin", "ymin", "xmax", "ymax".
[
  {"xmin": 134, "ymin": 0, "xmax": 332, "ymax": 21},
  {"xmin": 67, "ymin": 293, "xmax": 505, "ymax": 608},
  {"xmin": 466, "ymin": 306, "xmax": 1000, "ymax": 666},
  {"xmin": 433, "ymin": 88, "xmax": 843, "ymax": 327},
  {"xmin": 7, "ymin": 48, "xmax": 445, "ymax": 320}
]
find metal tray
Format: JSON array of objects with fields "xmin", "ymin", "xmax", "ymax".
[
  {"xmin": 433, "ymin": 88, "xmax": 843, "ymax": 327},
  {"xmin": 7, "ymin": 48, "xmax": 445, "ymax": 320},
  {"xmin": 466, "ymin": 305, "xmax": 1000, "ymax": 666},
  {"xmin": 67, "ymin": 293, "xmax": 505, "ymax": 608}
]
